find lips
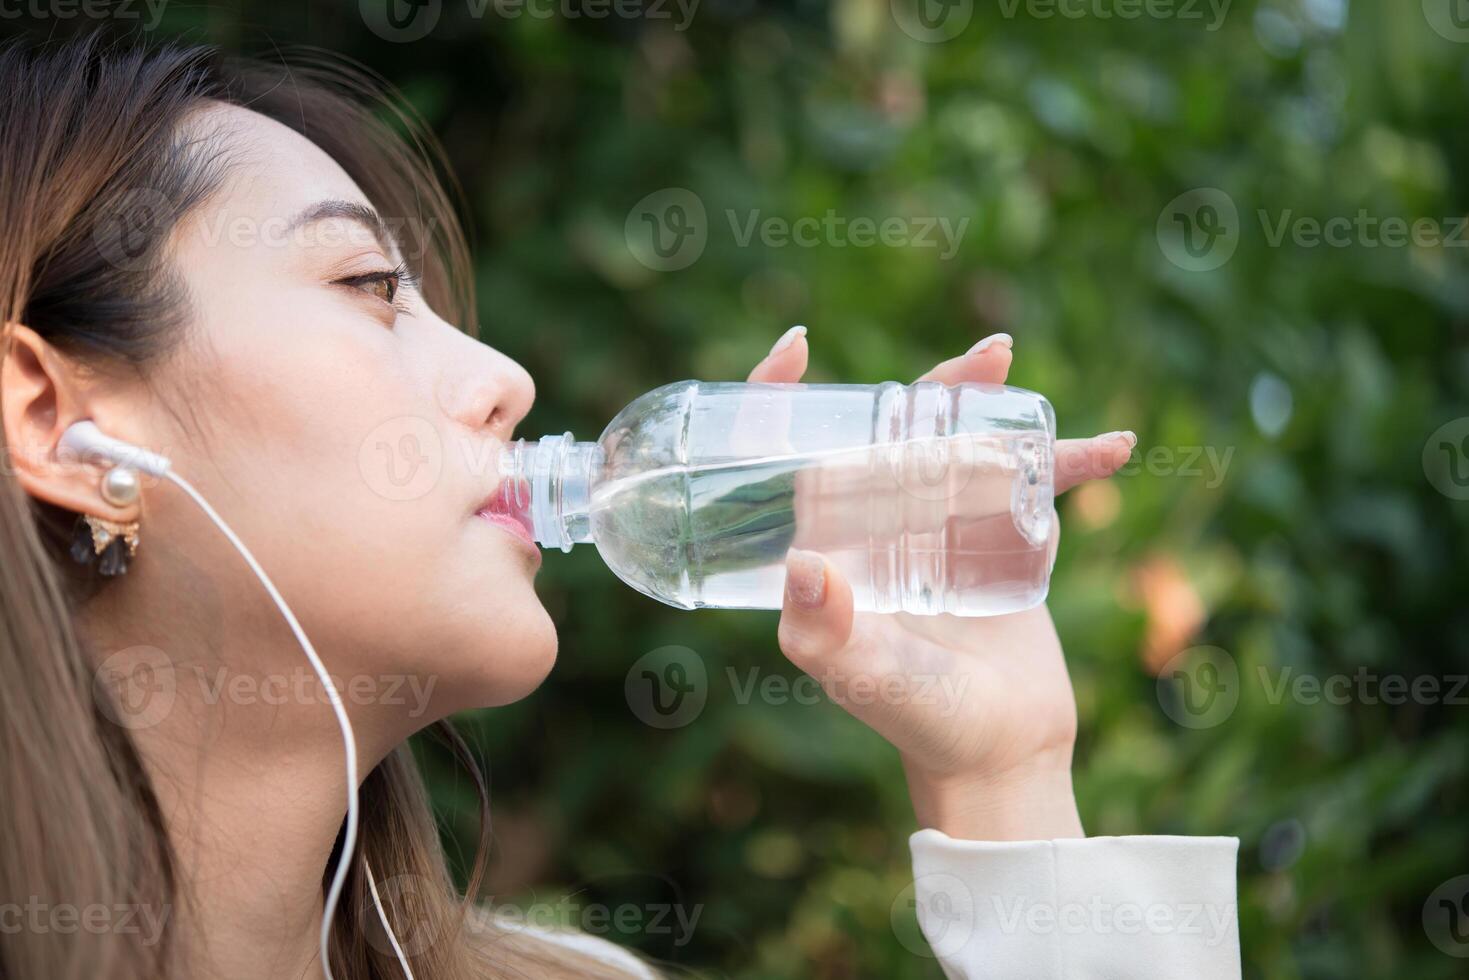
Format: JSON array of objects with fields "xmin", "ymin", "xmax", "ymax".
[{"xmin": 475, "ymin": 477, "xmax": 539, "ymax": 555}]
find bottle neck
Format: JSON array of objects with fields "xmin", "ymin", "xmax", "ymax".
[{"xmin": 499, "ymin": 433, "xmax": 602, "ymax": 553}]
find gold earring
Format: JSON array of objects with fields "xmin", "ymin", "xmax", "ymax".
[{"xmin": 69, "ymin": 515, "xmax": 141, "ymax": 577}]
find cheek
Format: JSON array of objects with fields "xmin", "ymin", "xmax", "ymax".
[
  {"xmin": 190, "ymin": 289, "xmax": 439, "ymax": 519},
  {"xmin": 209, "ymin": 294, "xmax": 404, "ymax": 440},
  {"xmin": 169, "ymin": 294, "xmax": 555, "ymax": 703}
]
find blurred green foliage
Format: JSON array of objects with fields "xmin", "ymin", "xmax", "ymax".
[{"xmin": 11, "ymin": 0, "xmax": 1469, "ymax": 976}]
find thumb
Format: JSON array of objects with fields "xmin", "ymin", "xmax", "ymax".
[{"xmin": 777, "ymin": 549, "xmax": 855, "ymax": 667}]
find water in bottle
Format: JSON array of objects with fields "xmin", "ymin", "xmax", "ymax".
[{"xmin": 497, "ymin": 380, "xmax": 1055, "ymax": 616}]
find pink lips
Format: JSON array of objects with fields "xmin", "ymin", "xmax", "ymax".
[{"xmin": 475, "ymin": 477, "xmax": 540, "ymax": 558}]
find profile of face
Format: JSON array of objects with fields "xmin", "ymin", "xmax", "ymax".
[{"xmin": 22, "ymin": 103, "xmax": 556, "ymax": 733}]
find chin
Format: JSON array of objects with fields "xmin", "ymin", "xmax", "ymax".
[{"xmin": 440, "ymin": 596, "xmax": 559, "ymax": 712}]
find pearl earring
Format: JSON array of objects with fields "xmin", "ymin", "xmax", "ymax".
[{"xmin": 100, "ymin": 465, "xmax": 141, "ymax": 507}]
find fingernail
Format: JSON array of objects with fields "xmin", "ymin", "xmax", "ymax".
[
  {"xmin": 1104, "ymin": 430, "xmax": 1138, "ymax": 449},
  {"xmin": 967, "ymin": 332, "xmax": 1013, "ymax": 355},
  {"xmin": 770, "ymin": 325, "xmax": 807, "ymax": 356},
  {"xmin": 786, "ymin": 549, "xmax": 827, "ymax": 609}
]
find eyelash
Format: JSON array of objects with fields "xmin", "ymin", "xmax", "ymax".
[{"xmin": 334, "ymin": 262, "xmax": 417, "ymax": 315}]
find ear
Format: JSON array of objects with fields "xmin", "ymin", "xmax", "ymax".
[{"xmin": 2, "ymin": 323, "xmax": 142, "ymax": 523}]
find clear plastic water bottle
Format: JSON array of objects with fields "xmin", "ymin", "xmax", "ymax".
[{"xmin": 497, "ymin": 381, "xmax": 1055, "ymax": 616}]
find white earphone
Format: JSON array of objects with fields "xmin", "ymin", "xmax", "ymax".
[
  {"xmin": 60, "ymin": 420, "xmax": 414, "ymax": 980},
  {"xmin": 58, "ymin": 420, "xmax": 171, "ymax": 477}
]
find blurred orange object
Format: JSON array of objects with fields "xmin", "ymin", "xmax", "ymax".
[{"xmin": 1134, "ymin": 554, "xmax": 1207, "ymax": 675}]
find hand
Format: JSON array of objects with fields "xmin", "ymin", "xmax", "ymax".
[{"xmin": 745, "ymin": 327, "xmax": 1134, "ymax": 841}]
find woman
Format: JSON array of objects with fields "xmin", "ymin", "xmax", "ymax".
[{"xmin": 0, "ymin": 35, "xmax": 1240, "ymax": 980}]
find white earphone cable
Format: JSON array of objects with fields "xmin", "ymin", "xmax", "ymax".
[
  {"xmin": 366, "ymin": 860, "xmax": 418, "ymax": 980},
  {"xmin": 163, "ymin": 469, "xmax": 414, "ymax": 980}
]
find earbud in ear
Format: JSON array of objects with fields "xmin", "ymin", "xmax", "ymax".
[{"xmin": 58, "ymin": 420, "xmax": 172, "ymax": 477}]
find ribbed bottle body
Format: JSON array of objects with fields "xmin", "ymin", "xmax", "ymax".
[{"xmin": 579, "ymin": 381, "xmax": 1055, "ymax": 616}]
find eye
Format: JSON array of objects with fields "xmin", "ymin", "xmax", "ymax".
[
  {"xmin": 333, "ymin": 262, "xmax": 416, "ymax": 313},
  {"xmin": 361, "ymin": 273, "xmax": 398, "ymax": 305}
]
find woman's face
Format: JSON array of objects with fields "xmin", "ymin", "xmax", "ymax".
[{"xmin": 126, "ymin": 103, "xmax": 554, "ymax": 722}]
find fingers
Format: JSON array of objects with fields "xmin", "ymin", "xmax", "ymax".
[
  {"xmin": 776, "ymin": 549, "xmax": 855, "ymax": 667},
  {"xmin": 917, "ymin": 332, "xmax": 1012, "ymax": 386},
  {"xmin": 749, "ymin": 328, "xmax": 1130, "ymax": 498},
  {"xmin": 747, "ymin": 325, "xmax": 809, "ymax": 383},
  {"xmin": 1055, "ymin": 432, "xmax": 1136, "ymax": 494}
]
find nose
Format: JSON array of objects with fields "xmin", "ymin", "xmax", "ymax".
[{"xmin": 439, "ymin": 333, "xmax": 536, "ymax": 440}]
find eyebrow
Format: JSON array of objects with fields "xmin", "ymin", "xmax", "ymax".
[{"xmin": 285, "ymin": 199, "xmax": 400, "ymax": 255}]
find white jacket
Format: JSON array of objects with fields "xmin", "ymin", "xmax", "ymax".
[{"xmin": 535, "ymin": 832, "xmax": 1242, "ymax": 978}]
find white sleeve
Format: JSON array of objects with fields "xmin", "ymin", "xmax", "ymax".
[{"xmin": 909, "ymin": 830, "xmax": 1241, "ymax": 980}]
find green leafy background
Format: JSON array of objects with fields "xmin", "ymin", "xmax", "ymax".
[{"xmin": 12, "ymin": 1, "xmax": 1469, "ymax": 976}]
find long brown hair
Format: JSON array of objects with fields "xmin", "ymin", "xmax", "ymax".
[{"xmin": 0, "ymin": 34, "xmax": 638, "ymax": 980}]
